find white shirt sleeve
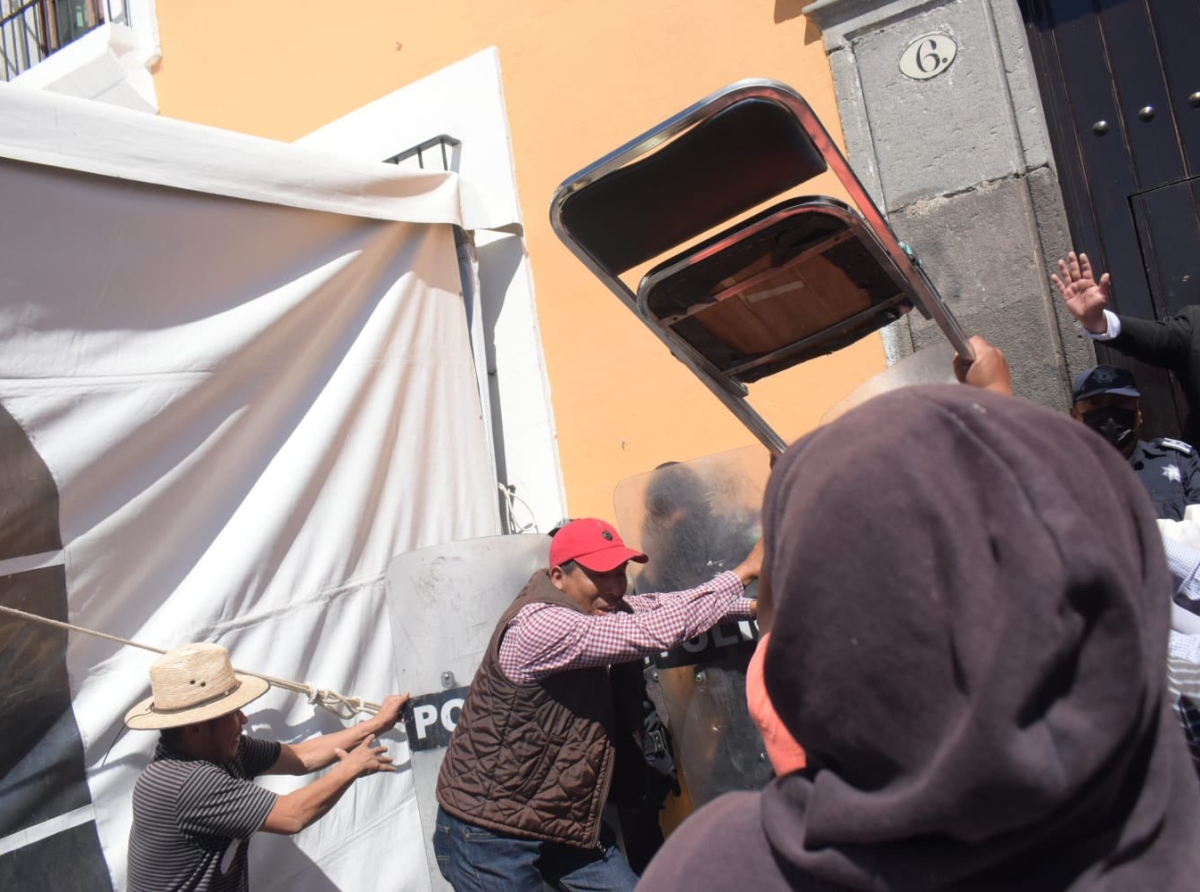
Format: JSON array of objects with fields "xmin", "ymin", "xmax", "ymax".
[
  {"xmin": 1164, "ymin": 536, "xmax": 1200, "ymax": 602},
  {"xmin": 1084, "ymin": 309, "xmax": 1122, "ymax": 341},
  {"xmin": 1169, "ymin": 629, "xmax": 1200, "ymax": 663}
]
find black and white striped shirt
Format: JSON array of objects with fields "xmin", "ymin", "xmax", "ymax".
[{"xmin": 127, "ymin": 736, "xmax": 281, "ymax": 892}]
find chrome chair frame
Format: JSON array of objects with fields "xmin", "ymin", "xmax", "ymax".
[{"xmin": 550, "ymin": 79, "xmax": 972, "ymax": 454}]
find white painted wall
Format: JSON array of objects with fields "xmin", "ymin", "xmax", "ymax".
[{"xmin": 298, "ymin": 47, "xmax": 567, "ymax": 534}]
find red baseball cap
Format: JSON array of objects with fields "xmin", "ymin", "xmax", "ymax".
[{"xmin": 549, "ymin": 518, "xmax": 648, "ymax": 572}]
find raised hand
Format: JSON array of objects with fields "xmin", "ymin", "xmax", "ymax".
[
  {"xmin": 334, "ymin": 734, "xmax": 395, "ymax": 777},
  {"xmin": 1052, "ymin": 251, "xmax": 1112, "ymax": 334}
]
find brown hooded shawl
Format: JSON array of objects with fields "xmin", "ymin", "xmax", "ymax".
[{"xmin": 639, "ymin": 385, "xmax": 1200, "ymax": 891}]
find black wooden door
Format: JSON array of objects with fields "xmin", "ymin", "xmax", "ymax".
[{"xmin": 1022, "ymin": 0, "xmax": 1200, "ymax": 438}]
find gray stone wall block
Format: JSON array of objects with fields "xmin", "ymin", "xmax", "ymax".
[
  {"xmin": 891, "ymin": 175, "xmax": 1073, "ymax": 410},
  {"xmin": 807, "ymin": 0, "xmax": 954, "ymax": 50},
  {"xmin": 881, "ymin": 316, "xmax": 916, "ymax": 363},
  {"xmin": 851, "ymin": 0, "xmax": 1025, "ymax": 208},
  {"xmin": 808, "ymin": 0, "xmax": 1055, "ymax": 180},
  {"xmin": 805, "ymin": 0, "xmax": 1084, "ymax": 409},
  {"xmin": 1026, "ymin": 165, "xmax": 1097, "ymax": 381},
  {"xmin": 827, "ymin": 46, "xmax": 887, "ymax": 209},
  {"xmin": 987, "ymin": 0, "xmax": 1055, "ymax": 172}
]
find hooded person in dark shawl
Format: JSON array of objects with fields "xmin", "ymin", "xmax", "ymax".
[{"xmin": 638, "ymin": 384, "xmax": 1200, "ymax": 891}]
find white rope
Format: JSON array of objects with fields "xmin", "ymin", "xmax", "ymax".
[
  {"xmin": 0, "ymin": 603, "xmax": 381, "ymax": 717},
  {"xmin": 498, "ymin": 482, "xmax": 538, "ymax": 534}
]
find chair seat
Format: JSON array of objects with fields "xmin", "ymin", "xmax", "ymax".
[{"xmin": 639, "ymin": 199, "xmax": 911, "ymax": 382}]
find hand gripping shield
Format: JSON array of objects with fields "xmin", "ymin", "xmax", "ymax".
[{"xmin": 613, "ymin": 446, "xmax": 774, "ymax": 808}]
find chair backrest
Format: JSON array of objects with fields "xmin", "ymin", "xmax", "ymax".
[
  {"xmin": 637, "ymin": 198, "xmax": 912, "ymax": 383},
  {"xmin": 557, "ymin": 97, "xmax": 827, "ymax": 274}
]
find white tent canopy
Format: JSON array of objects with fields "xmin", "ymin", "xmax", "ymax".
[
  {"xmin": 0, "ymin": 83, "xmax": 508, "ymax": 890},
  {"xmin": 0, "ymin": 84, "xmax": 512, "ymax": 232}
]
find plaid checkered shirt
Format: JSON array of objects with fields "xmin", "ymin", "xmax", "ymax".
[
  {"xmin": 499, "ymin": 571, "xmax": 753, "ymax": 683},
  {"xmin": 1164, "ymin": 535, "xmax": 1200, "ymax": 776}
]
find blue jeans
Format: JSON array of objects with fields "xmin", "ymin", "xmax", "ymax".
[{"xmin": 433, "ymin": 806, "xmax": 638, "ymax": 892}]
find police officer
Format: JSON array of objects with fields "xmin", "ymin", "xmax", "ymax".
[{"xmin": 1071, "ymin": 364, "xmax": 1200, "ymax": 521}]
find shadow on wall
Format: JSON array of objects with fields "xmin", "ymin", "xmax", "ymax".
[
  {"xmin": 476, "ymin": 232, "xmax": 529, "ymax": 503},
  {"xmin": 773, "ymin": 0, "xmax": 824, "ymax": 45},
  {"xmin": 775, "ymin": 0, "xmax": 807, "ymax": 23}
]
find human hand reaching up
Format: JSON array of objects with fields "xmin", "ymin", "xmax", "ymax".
[{"xmin": 1052, "ymin": 251, "xmax": 1111, "ymax": 334}]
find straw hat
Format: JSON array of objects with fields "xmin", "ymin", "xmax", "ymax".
[{"xmin": 124, "ymin": 643, "xmax": 270, "ymax": 730}]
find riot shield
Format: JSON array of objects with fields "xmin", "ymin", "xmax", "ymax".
[
  {"xmin": 385, "ymin": 534, "xmax": 549, "ymax": 891},
  {"xmin": 613, "ymin": 446, "xmax": 774, "ymax": 808},
  {"xmin": 821, "ymin": 342, "xmax": 956, "ymax": 424}
]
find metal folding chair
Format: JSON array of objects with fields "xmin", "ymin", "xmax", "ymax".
[{"xmin": 550, "ymin": 78, "xmax": 973, "ymax": 454}]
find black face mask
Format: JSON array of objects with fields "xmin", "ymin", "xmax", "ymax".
[{"xmin": 1081, "ymin": 406, "xmax": 1139, "ymax": 451}]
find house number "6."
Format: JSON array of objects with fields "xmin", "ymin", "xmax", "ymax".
[{"xmin": 899, "ymin": 33, "xmax": 957, "ymax": 81}]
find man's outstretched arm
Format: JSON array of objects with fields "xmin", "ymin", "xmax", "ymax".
[
  {"xmin": 1109, "ymin": 313, "xmax": 1194, "ymax": 372},
  {"xmin": 502, "ymin": 542, "xmax": 763, "ymax": 681},
  {"xmin": 1053, "ymin": 250, "xmax": 1191, "ymax": 370},
  {"xmin": 261, "ymin": 734, "xmax": 395, "ymax": 835},
  {"xmin": 267, "ymin": 694, "xmax": 409, "ymax": 775}
]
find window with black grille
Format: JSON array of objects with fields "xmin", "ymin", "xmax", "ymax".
[{"xmin": 384, "ymin": 135, "xmax": 461, "ymax": 173}]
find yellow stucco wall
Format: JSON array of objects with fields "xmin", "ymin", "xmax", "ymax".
[{"xmin": 151, "ymin": 0, "xmax": 887, "ymax": 519}]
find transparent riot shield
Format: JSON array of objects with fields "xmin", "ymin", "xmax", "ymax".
[
  {"xmin": 386, "ymin": 534, "xmax": 549, "ymax": 891},
  {"xmin": 613, "ymin": 446, "xmax": 774, "ymax": 809},
  {"xmin": 821, "ymin": 341, "xmax": 956, "ymax": 424}
]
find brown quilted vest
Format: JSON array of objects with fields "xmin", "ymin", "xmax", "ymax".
[{"xmin": 435, "ymin": 570, "xmax": 616, "ymax": 848}]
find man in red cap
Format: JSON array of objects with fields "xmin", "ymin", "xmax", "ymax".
[{"xmin": 433, "ymin": 517, "xmax": 761, "ymax": 891}]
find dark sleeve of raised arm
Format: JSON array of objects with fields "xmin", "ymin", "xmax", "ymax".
[
  {"xmin": 1184, "ymin": 453, "xmax": 1200, "ymax": 507},
  {"xmin": 1109, "ymin": 311, "xmax": 1194, "ymax": 373}
]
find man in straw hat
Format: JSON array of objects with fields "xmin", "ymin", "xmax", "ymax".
[{"xmin": 124, "ymin": 642, "xmax": 407, "ymax": 892}]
